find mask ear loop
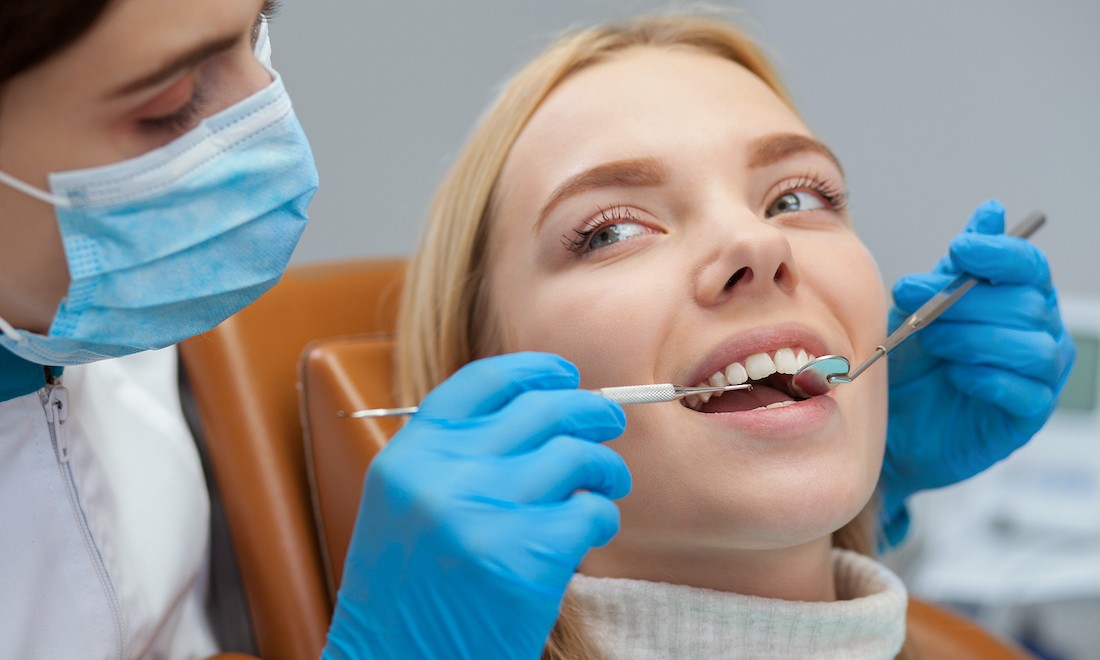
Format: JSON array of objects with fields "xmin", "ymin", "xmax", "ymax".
[
  {"xmin": 0, "ymin": 169, "xmax": 71, "ymax": 208},
  {"xmin": 253, "ymin": 15, "xmax": 272, "ymax": 67},
  {"xmin": 0, "ymin": 312, "xmax": 26, "ymax": 343}
]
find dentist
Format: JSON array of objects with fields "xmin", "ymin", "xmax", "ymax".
[{"xmin": 0, "ymin": 1, "xmax": 315, "ymax": 656}]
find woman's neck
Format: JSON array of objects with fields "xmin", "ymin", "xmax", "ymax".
[{"xmin": 580, "ymin": 535, "xmax": 838, "ymax": 602}]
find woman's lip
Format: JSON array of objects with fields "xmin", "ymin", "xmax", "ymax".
[
  {"xmin": 679, "ymin": 323, "xmax": 833, "ymax": 388},
  {"xmin": 683, "ymin": 390, "xmax": 838, "ymax": 438}
]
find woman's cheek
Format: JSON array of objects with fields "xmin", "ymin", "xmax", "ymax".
[{"xmin": 505, "ymin": 280, "xmax": 656, "ymax": 382}]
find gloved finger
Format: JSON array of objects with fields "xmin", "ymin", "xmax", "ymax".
[
  {"xmin": 930, "ymin": 200, "xmax": 1004, "ymax": 275},
  {"xmin": 503, "ymin": 436, "xmax": 631, "ymax": 503},
  {"xmin": 947, "ymin": 233, "xmax": 1053, "ymax": 292},
  {"xmin": 918, "ymin": 323, "xmax": 1066, "ymax": 386},
  {"xmin": 465, "ymin": 389, "xmax": 625, "ymax": 456},
  {"xmin": 503, "ymin": 492, "xmax": 622, "ymax": 594},
  {"xmin": 892, "ymin": 277, "xmax": 1061, "ymax": 335},
  {"xmin": 418, "ymin": 352, "xmax": 579, "ymax": 420},
  {"xmin": 943, "ymin": 362, "xmax": 1056, "ymax": 423},
  {"xmin": 541, "ymin": 491, "xmax": 622, "ymax": 554}
]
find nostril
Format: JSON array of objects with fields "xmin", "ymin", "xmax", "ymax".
[
  {"xmin": 726, "ymin": 267, "xmax": 751, "ymax": 289},
  {"xmin": 773, "ymin": 263, "xmax": 797, "ymax": 290}
]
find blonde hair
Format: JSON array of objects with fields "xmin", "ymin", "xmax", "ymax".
[{"xmin": 395, "ymin": 14, "xmax": 912, "ymax": 659}]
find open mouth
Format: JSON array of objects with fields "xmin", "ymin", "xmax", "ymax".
[{"xmin": 682, "ymin": 347, "xmax": 815, "ymax": 413}]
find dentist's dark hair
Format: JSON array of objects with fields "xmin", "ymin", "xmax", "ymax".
[{"xmin": 0, "ymin": 0, "xmax": 114, "ymax": 86}]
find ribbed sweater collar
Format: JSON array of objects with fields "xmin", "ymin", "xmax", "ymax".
[{"xmin": 569, "ymin": 548, "xmax": 907, "ymax": 659}]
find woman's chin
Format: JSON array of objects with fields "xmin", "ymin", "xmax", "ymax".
[{"xmin": 622, "ymin": 475, "xmax": 876, "ymax": 553}]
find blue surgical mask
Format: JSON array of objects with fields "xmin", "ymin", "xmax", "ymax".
[{"xmin": 0, "ymin": 65, "xmax": 317, "ymax": 366}]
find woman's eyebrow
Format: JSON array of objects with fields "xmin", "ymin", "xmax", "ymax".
[
  {"xmin": 106, "ymin": 33, "xmax": 241, "ymax": 99},
  {"xmin": 536, "ymin": 157, "xmax": 666, "ymax": 230},
  {"xmin": 746, "ymin": 133, "xmax": 845, "ymax": 175}
]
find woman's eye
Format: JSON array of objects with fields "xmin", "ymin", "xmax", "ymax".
[
  {"xmin": 562, "ymin": 207, "xmax": 659, "ymax": 255},
  {"xmin": 588, "ymin": 221, "xmax": 649, "ymax": 251},
  {"xmin": 766, "ymin": 190, "xmax": 825, "ymax": 217}
]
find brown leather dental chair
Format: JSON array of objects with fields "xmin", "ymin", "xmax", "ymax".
[{"xmin": 178, "ymin": 258, "xmax": 404, "ymax": 660}]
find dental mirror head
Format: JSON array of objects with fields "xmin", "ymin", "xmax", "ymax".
[{"xmin": 789, "ymin": 354, "xmax": 852, "ymax": 398}]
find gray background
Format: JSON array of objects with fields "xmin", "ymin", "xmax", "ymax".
[
  {"xmin": 266, "ymin": 2, "xmax": 1099, "ymax": 654},
  {"xmin": 271, "ymin": 0, "xmax": 1099, "ymax": 299}
]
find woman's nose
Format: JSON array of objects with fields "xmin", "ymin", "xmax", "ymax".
[{"xmin": 693, "ymin": 210, "xmax": 801, "ymax": 307}]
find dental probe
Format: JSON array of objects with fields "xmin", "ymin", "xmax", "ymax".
[
  {"xmin": 789, "ymin": 211, "xmax": 1047, "ymax": 398},
  {"xmin": 337, "ymin": 382, "xmax": 754, "ymax": 419}
]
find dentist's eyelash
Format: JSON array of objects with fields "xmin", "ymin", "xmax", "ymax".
[
  {"xmin": 137, "ymin": 87, "xmax": 209, "ymax": 135},
  {"xmin": 562, "ymin": 205, "xmax": 640, "ymax": 255},
  {"xmin": 775, "ymin": 174, "xmax": 849, "ymax": 212},
  {"xmin": 254, "ymin": 0, "xmax": 281, "ymax": 39}
]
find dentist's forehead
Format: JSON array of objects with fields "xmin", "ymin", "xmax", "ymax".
[{"xmin": 63, "ymin": 0, "xmax": 264, "ymax": 98}]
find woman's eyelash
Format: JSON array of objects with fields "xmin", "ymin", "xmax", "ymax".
[
  {"xmin": 778, "ymin": 174, "xmax": 849, "ymax": 212},
  {"xmin": 138, "ymin": 88, "xmax": 208, "ymax": 135},
  {"xmin": 562, "ymin": 205, "xmax": 638, "ymax": 254},
  {"xmin": 561, "ymin": 177, "xmax": 847, "ymax": 256}
]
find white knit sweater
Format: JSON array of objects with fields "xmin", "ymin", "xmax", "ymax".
[{"xmin": 568, "ymin": 548, "xmax": 907, "ymax": 659}]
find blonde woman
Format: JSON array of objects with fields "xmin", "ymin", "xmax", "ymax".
[{"xmin": 325, "ymin": 15, "xmax": 1072, "ymax": 659}]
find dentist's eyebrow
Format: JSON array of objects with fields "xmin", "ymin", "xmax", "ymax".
[
  {"xmin": 747, "ymin": 133, "xmax": 845, "ymax": 176},
  {"xmin": 107, "ymin": 33, "xmax": 241, "ymax": 99},
  {"xmin": 536, "ymin": 157, "xmax": 666, "ymax": 231}
]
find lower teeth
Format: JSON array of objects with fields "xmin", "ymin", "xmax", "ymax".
[{"xmin": 752, "ymin": 400, "xmax": 797, "ymax": 411}]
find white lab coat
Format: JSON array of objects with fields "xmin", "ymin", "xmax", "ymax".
[{"xmin": 0, "ymin": 347, "xmax": 218, "ymax": 658}]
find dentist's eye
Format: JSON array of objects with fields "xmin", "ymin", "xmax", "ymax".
[
  {"xmin": 765, "ymin": 175, "xmax": 848, "ymax": 219},
  {"xmin": 563, "ymin": 206, "xmax": 656, "ymax": 255},
  {"xmin": 135, "ymin": 73, "xmax": 209, "ymax": 136},
  {"xmin": 137, "ymin": 93, "xmax": 206, "ymax": 135}
]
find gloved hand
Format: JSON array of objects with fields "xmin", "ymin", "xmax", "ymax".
[
  {"xmin": 880, "ymin": 199, "xmax": 1076, "ymax": 546},
  {"xmin": 323, "ymin": 352, "xmax": 630, "ymax": 659}
]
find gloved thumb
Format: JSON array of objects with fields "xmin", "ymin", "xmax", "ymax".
[{"xmin": 964, "ymin": 198, "xmax": 1006, "ymax": 235}]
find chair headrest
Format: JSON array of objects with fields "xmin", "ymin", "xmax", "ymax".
[{"xmin": 299, "ymin": 333, "xmax": 401, "ymax": 599}]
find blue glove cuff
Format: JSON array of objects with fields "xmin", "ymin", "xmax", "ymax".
[{"xmin": 878, "ymin": 500, "xmax": 911, "ymax": 551}]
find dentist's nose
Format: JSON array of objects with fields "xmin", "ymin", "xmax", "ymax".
[{"xmin": 693, "ymin": 212, "xmax": 801, "ymax": 306}]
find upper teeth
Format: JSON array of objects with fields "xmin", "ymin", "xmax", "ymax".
[{"xmin": 685, "ymin": 347, "xmax": 816, "ymax": 410}]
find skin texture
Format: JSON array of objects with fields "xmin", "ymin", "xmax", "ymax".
[
  {"xmin": 0, "ymin": 0, "xmax": 269, "ymax": 333},
  {"xmin": 486, "ymin": 47, "xmax": 890, "ymax": 602}
]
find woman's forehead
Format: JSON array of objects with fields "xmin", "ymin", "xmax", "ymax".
[{"xmin": 497, "ymin": 47, "xmax": 812, "ymax": 206}]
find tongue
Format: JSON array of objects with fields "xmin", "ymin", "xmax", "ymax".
[{"xmin": 699, "ymin": 378, "xmax": 794, "ymax": 413}]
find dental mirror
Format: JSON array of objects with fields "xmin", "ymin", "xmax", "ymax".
[
  {"xmin": 788, "ymin": 210, "xmax": 1046, "ymax": 400},
  {"xmin": 789, "ymin": 355, "xmax": 853, "ymax": 398}
]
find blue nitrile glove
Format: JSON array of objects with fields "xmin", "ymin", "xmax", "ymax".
[
  {"xmin": 880, "ymin": 199, "xmax": 1076, "ymax": 546},
  {"xmin": 323, "ymin": 352, "xmax": 630, "ymax": 659}
]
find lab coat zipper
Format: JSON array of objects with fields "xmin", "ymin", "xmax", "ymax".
[
  {"xmin": 44, "ymin": 384, "xmax": 70, "ymax": 463},
  {"xmin": 42, "ymin": 383, "xmax": 127, "ymax": 659}
]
